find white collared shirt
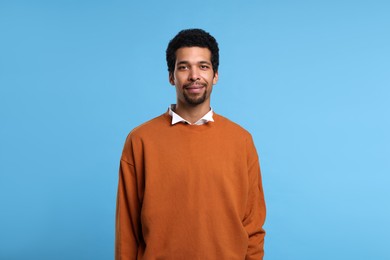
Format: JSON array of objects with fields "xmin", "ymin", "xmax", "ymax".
[{"xmin": 168, "ymin": 104, "xmax": 214, "ymax": 125}]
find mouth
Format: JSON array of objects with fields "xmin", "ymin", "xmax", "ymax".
[{"xmin": 184, "ymin": 83, "xmax": 205, "ymax": 94}]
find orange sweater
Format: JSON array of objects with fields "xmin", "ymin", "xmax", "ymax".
[{"xmin": 116, "ymin": 112, "xmax": 266, "ymax": 259}]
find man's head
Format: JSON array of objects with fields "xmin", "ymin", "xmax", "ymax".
[
  {"xmin": 166, "ymin": 29, "xmax": 219, "ymax": 75},
  {"xmin": 166, "ymin": 29, "xmax": 219, "ymax": 108}
]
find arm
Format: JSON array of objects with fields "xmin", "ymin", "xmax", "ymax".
[
  {"xmin": 243, "ymin": 137, "xmax": 266, "ymax": 260},
  {"xmin": 115, "ymin": 145, "xmax": 143, "ymax": 259}
]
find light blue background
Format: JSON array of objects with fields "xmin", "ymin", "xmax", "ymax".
[{"xmin": 1, "ymin": 0, "xmax": 389, "ymax": 259}]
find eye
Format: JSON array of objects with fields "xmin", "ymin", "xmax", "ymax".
[
  {"xmin": 200, "ymin": 65, "xmax": 210, "ymax": 70},
  {"xmin": 177, "ymin": 65, "xmax": 188, "ymax": 70}
]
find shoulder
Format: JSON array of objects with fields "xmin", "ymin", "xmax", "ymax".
[
  {"xmin": 213, "ymin": 113, "xmax": 259, "ymax": 158},
  {"xmin": 213, "ymin": 113, "xmax": 252, "ymax": 138},
  {"xmin": 128, "ymin": 112, "xmax": 170, "ymax": 139}
]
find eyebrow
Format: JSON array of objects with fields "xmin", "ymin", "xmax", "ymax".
[{"xmin": 176, "ymin": 60, "xmax": 212, "ymax": 65}]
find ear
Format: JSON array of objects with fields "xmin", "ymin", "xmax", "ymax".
[
  {"xmin": 212, "ymin": 71, "xmax": 219, "ymax": 85},
  {"xmin": 169, "ymin": 72, "xmax": 175, "ymax": 85}
]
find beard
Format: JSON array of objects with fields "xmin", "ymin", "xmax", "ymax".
[{"xmin": 183, "ymin": 90, "xmax": 207, "ymax": 106}]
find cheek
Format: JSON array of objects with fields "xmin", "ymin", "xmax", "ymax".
[{"xmin": 173, "ymin": 73, "xmax": 185, "ymax": 84}]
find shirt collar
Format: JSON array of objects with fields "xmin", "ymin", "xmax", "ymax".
[{"xmin": 168, "ymin": 104, "xmax": 214, "ymax": 125}]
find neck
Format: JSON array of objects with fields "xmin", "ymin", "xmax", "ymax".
[{"xmin": 174, "ymin": 101, "xmax": 211, "ymax": 124}]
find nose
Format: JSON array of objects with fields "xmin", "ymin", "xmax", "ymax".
[{"xmin": 188, "ymin": 67, "xmax": 200, "ymax": 81}]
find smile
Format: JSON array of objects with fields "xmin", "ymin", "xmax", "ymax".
[
  {"xmin": 186, "ymin": 86, "xmax": 204, "ymax": 89},
  {"xmin": 185, "ymin": 85, "xmax": 205, "ymax": 93},
  {"xmin": 184, "ymin": 82, "xmax": 206, "ymax": 89}
]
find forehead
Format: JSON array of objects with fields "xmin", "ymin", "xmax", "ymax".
[{"xmin": 175, "ymin": 47, "xmax": 212, "ymax": 63}]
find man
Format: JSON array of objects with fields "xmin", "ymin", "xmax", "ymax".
[{"xmin": 116, "ymin": 29, "xmax": 266, "ymax": 259}]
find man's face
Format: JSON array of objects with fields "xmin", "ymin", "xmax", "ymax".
[{"xmin": 169, "ymin": 47, "xmax": 218, "ymax": 107}]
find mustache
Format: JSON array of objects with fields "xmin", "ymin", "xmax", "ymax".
[{"xmin": 184, "ymin": 81, "xmax": 207, "ymax": 88}]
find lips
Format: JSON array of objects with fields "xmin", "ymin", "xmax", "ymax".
[
  {"xmin": 184, "ymin": 83, "xmax": 205, "ymax": 94},
  {"xmin": 184, "ymin": 83, "xmax": 206, "ymax": 89}
]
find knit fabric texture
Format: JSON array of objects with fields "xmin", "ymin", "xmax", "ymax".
[{"xmin": 116, "ymin": 112, "xmax": 266, "ymax": 260}]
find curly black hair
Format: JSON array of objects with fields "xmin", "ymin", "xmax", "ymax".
[{"xmin": 166, "ymin": 29, "xmax": 219, "ymax": 74}]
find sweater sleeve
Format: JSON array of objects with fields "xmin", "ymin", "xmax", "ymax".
[
  {"xmin": 115, "ymin": 146, "xmax": 143, "ymax": 259},
  {"xmin": 243, "ymin": 136, "xmax": 266, "ymax": 260}
]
